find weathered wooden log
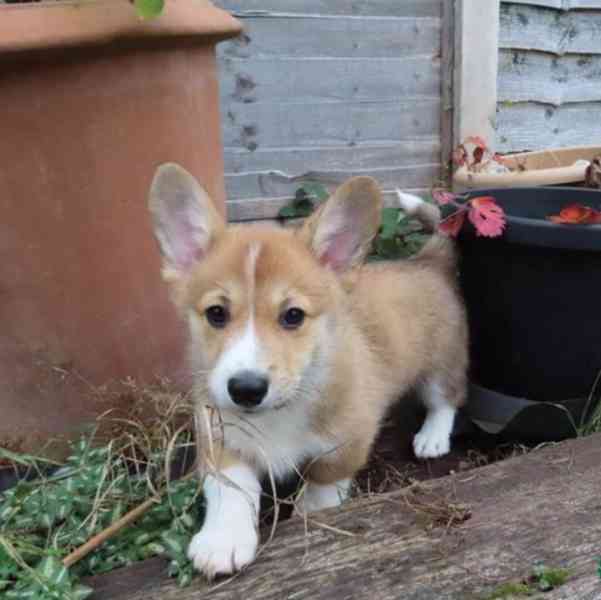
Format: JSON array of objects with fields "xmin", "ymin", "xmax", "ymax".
[{"xmin": 88, "ymin": 433, "xmax": 601, "ymax": 599}]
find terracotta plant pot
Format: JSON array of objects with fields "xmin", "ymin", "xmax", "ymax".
[
  {"xmin": 0, "ymin": 0, "xmax": 241, "ymax": 455},
  {"xmin": 453, "ymin": 145, "xmax": 601, "ymax": 190}
]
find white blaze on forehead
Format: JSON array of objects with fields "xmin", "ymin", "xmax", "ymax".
[{"xmin": 245, "ymin": 241, "xmax": 262, "ymax": 306}]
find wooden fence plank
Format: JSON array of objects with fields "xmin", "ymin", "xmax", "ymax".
[
  {"xmin": 217, "ymin": 16, "xmax": 441, "ymax": 60},
  {"xmin": 215, "ymin": 1, "xmax": 442, "ymax": 18},
  {"xmin": 223, "ymin": 141, "xmax": 440, "ymax": 175},
  {"xmin": 504, "ymin": 0, "xmax": 601, "ymax": 10},
  {"xmin": 225, "ymin": 164, "xmax": 440, "ymax": 203},
  {"xmin": 498, "ymin": 50, "xmax": 601, "ymax": 106},
  {"xmin": 497, "ymin": 101, "xmax": 601, "ymax": 151},
  {"xmin": 219, "ymin": 56, "xmax": 440, "ymax": 106},
  {"xmin": 500, "ymin": 3, "xmax": 601, "ymax": 56},
  {"xmin": 222, "ymin": 99, "xmax": 440, "ymax": 150}
]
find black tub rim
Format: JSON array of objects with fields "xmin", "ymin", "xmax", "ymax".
[{"xmin": 463, "ymin": 186, "xmax": 601, "ymax": 251}]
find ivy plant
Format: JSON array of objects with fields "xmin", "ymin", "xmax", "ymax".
[
  {"xmin": 0, "ymin": 415, "xmax": 202, "ymax": 597},
  {"xmin": 278, "ymin": 182, "xmax": 430, "ymax": 260}
]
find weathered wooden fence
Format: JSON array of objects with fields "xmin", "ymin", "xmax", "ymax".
[
  {"xmin": 498, "ymin": 0, "xmax": 601, "ymax": 152},
  {"xmin": 212, "ymin": 0, "xmax": 601, "ymax": 218},
  {"xmin": 214, "ymin": 0, "xmax": 448, "ymax": 221}
]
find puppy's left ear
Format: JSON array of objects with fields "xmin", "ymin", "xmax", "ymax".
[{"xmin": 299, "ymin": 176, "xmax": 382, "ymax": 272}]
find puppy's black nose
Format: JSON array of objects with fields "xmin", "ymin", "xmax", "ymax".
[{"xmin": 228, "ymin": 371, "xmax": 269, "ymax": 408}]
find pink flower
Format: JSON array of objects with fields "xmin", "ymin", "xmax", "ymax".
[
  {"xmin": 432, "ymin": 189, "xmax": 458, "ymax": 206},
  {"xmin": 468, "ymin": 196, "xmax": 506, "ymax": 237}
]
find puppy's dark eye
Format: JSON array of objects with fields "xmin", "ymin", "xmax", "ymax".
[
  {"xmin": 279, "ymin": 307, "xmax": 305, "ymax": 329},
  {"xmin": 205, "ymin": 305, "xmax": 229, "ymax": 328}
]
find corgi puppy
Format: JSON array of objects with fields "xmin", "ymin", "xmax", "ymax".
[{"xmin": 148, "ymin": 164, "xmax": 468, "ymax": 579}]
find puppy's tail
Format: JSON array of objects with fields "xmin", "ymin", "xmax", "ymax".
[{"xmin": 394, "ymin": 190, "xmax": 456, "ymax": 272}]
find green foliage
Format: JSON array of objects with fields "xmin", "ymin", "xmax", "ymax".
[
  {"xmin": 482, "ymin": 563, "xmax": 571, "ymax": 599},
  {"xmin": 134, "ymin": 0, "xmax": 165, "ymax": 19},
  {"xmin": 279, "ymin": 182, "xmax": 430, "ymax": 260},
  {"xmin": 278, "ymin": 187, "xmax": 317, "ymax": 219},
  {"xmin": 529, "ymin": 563, "xmax": 570, "ymax": 592},
  {"xmin": 0, "ymin": 552, "xmax": 93, "ymax": 600},
  {"xmin": 370, "ymin": 208, "xmax": 429, "ymax": 261},
  {"xmin": 0, "ymin": 410, "xmax": 202, "ymax": 597}
]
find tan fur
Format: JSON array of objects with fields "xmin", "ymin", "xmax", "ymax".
[
  {"xmin": 305, "ymin": 256, "xmax": 468, "ymax": 483},
  {"xmin": 151, "ymin": 170, "xmax": 468, "ymax": 488}
]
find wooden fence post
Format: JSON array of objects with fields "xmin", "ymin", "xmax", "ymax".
[{"xmin": 453, "ymin": 0, "xmax": 500, "ymax": 158}]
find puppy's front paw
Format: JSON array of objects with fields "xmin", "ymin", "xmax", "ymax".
[
  {"xmin": 413, "ymin": 428, "xmax": 450, "ymax": 458},
  {"xmin": 187, "ymin": 520, "xmax": 258, "ymax": 579}
]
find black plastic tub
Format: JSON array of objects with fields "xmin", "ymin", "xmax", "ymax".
[{"xmin": 457, "ymin": 187, "xmax": 601, "ymax": 435}]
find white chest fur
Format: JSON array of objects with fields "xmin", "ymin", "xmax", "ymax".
[{"xmin": 220, "ymin": 404, "xmax": 336, "ymax": 480}]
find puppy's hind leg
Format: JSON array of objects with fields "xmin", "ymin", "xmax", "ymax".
[{"xmin": 413, "ymin": 375, "xmax": 465, "ymax": 459}]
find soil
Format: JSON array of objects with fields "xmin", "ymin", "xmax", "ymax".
[{"xmin": 356, "ymin": 419, "xmax": 528, "ymax": 494}]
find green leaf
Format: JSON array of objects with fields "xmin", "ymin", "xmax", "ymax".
[
  {"xmin": 38, "ymin": 555, "xmax": 68, "ymax": 586},
  {"xmin": 0, "ymin": 447, "xmax": 62, "ymax": 468},
  {"xmin": 160, "ymin": 531, "xmax": 187, "ymax": 559},
  {"xmin": 134, "ymin": 0, "xmax": 165, "ymax": 19},
  {"xmin": 380, "ymin": 207, "xmax": 400, "ymax": 226},
  {"xmin": 300, "ymin": 182, "xmax": 329, "ymax": 202},
  {"xmin": 373, "ymin": 237, "xmax": 402, "ymax": 260},
  {"xmin": 177, "ymin": 567, "xmax": 193, "ymax": 587},
  {"xmin": 537, "ymin": 577, "xmax": 552, "ymax": 592},
  {"xmin": 378, "ymin": 208, "xmax": 401, "ymax": 240},
  {"xmin": 278, "ymin": 190, "xmax": 315, "ymax": 219}
]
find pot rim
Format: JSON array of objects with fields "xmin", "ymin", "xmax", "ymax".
[
  {"xmin": 463, "ymin": 186, "xmax": 601, "ymax": 250},
  {"xmin": 0, "ymin": 0, "xmax": 243, "ymax": 54},
  {"xmin": 453, "ymin": 144, "xmax": 601, "ymax": 190}
]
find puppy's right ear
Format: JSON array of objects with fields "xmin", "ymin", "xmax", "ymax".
[{"xmin": 148, "ymin": 163, "xmax": 225, "ymax": 282}]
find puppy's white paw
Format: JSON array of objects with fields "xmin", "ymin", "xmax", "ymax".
[
  {"xmin": 189, "ymin": 464, "xmax": 261, "ymax": 579},
  {"xmin": 187, "ymin": 520, "xmax": 258, "ymax": 579},
  {"xmin": 414, "ymin": 385, "xmax": 456, "ymax": 459},
  {"xmin": 413, "ymin": 427, "xmax": 450, "ymax": 459}
]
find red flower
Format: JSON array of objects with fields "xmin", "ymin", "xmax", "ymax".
[
  {"xmin": 590, "ymin": 210, "xmax": 601, "ymax": 224},
  {"xmin": 464, "ymin": 136, "xmax": 487, "ymax": 149},
  {"xmin": 547, "ymin": 203, "xmax": 601, "ymax": 224},
  {"xmin": 439, "ymin": 210, "xmax": 467, "ymax": 237},
  {"xmin": 468, "ymin": 196, "xmax": 506, "ymax": 237}
]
